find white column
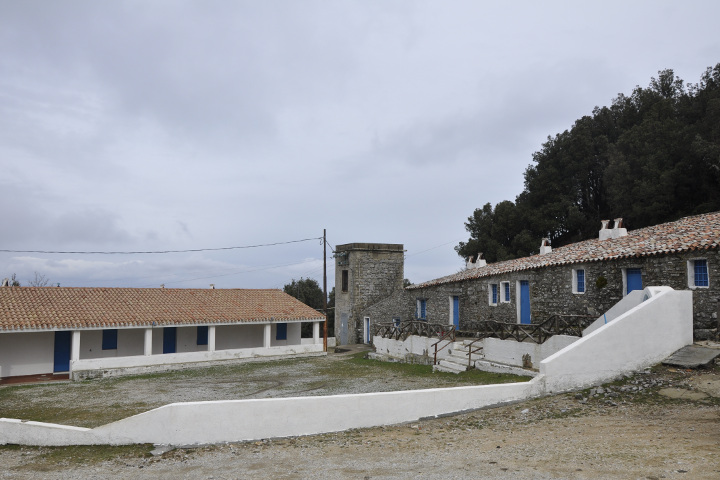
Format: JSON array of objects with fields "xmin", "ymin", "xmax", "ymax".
[
  {"xmin": 144, "ymin": 328, "xmax": 153, "ymax": 356},
  {"xmin": 71, "ymin": 331, "xmax": 81, "ymax": 361},
  {"xmin": 313, "ymin": 321, "xmax": 320, "ymax": 344},
  {"xmin": 208, "ymin": 326, "xmax": 216, "ymax": 352},
  {"xmin": 263, "ymin": 324, "xmax": 271, "ymax": 348}
]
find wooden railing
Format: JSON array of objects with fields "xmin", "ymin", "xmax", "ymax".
[
  {"xmin": 373, "ymin": 321, "xmax": 451, "ymax": 341},
  {"xmin": 459, "ymin": 314, "xmax": 596, "ymax": 344},
  {"xmin": 431, "ymin": 328, "xmax": 456, "ymax": 365}
]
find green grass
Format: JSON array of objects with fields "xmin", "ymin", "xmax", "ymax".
[
  {"xmin": 0, "ymin": 352, "xmax": 532, "ymax": 428},
  {"xmin": 2, "ymin": 444, "xmax": 154, "ymax": 472}
]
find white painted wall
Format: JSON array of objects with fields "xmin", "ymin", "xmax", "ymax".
[
  {"xmin": 216, "ymin": 324, "xmax": 264, "ymax": 349},
  {"xmin": 481, "ymin": 335, "xmax": 578, "ymax": 369},
  {"xmin": 79, "ymin": 329, "xmax": 146, "ymax": 359},
  {"xmin": 0, "ymin": 378, "xmax": 543, "ymax": 446},
  {"xmin": 541, "ymin": 288, "xmax": 693, "ymax": 393},
  {"xmin": 270, "ymin": 322, "xmax": 302, "ymax": 347},
  {"xmin": 373, "ymin": 335, "xmax": 454, "ymax": 362},
  {"xmin": 0, "ymin": 332, "xmax": 54, "ymax": 377},
  {"xmin": 69, "ymin": 344, "xmax": 325, "ymax": 380}
]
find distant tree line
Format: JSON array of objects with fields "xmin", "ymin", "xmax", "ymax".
[
  {"xmin": 457, "ymin": 64, "xmax": 720, "ymax": 262},
  {"xmin": 283, "ymin": 277, "xmax": 334, "ymax": 336}
]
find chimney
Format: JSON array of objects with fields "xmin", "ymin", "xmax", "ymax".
[
  {"xmin": 466, "ymin": 253, "xmax": 487, "ymax": 269},
  {"xmin": 611, "ymin": 218, "xmax": 628, "ymax": 239},
  {"xmin": 599, "ymin": 219, "xmax": 612, "ymax": 241},
  {"xmin": 1, "ymin": 278, "xmax": 8, "ymax": 287},
  {"xmin": 210, "ymin": 284, "xmax": 215, "ymax": 289},
  {"xmin": 539, "ymin": 238, "xmax": 552, "ymax": 254},
  {"xmin": 600, "ymin": 218, "xmax": 628, "ymax": 240}
]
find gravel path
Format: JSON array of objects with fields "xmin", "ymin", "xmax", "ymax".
[{"xmin": 1, "ymin": 351, "xmax": 719, "ymax": 479}]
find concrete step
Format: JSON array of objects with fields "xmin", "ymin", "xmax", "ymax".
[
  {"xmin": 434, "ymin": 359, "xmax": 468, "ymax": 374},
  {"xmin": 662, "ymin": 344, "xmax": 720, "ymax": 369}
]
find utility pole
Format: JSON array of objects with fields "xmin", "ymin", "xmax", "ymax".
[{"xmin": 323, "ymin": 228, "xmax": 328, "ymax": 352}]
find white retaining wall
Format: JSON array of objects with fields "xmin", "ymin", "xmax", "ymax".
[
  {"xmin": 0, "ymin": 288, "xmax": 694, "ymax": 447},
  {"xmin": 541, "ymin": 288, "xmax": 693, "ymax": 393},
  {"xmin": 372, "ymin": 335, "xmax": 454, "ymax": 363},
  {"xmin": 70, "ymin": 344, "xmax": 324, "ymax": 380},
  {"xmin": 481, "ymin": 335, "xmax": 578, "ymax": 369}
]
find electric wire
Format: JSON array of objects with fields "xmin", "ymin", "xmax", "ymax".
[{"xmin": 0, "ymin": 237, "xmax": 321, "ymax": 255}]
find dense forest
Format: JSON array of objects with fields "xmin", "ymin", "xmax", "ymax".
[{"xmin": 456, "ymin": 64, "xmax": 720, "ymax": 263}]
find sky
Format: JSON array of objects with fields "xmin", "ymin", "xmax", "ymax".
[{"xmin": 1, "ymin": 0, "xmax": 719, "ymax": 292}]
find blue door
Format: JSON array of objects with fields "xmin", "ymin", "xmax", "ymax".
[
  {"xmin": 53, "ymin": 331, "xmax": 72, "ymax": 372},
  {"xmin": 519, "ymin": 281, "xmax": 531, "ymax": 324},
  {"xmin": 163, "ymin": 327, "xmax": 177, "ymax": 354},
  {"xmin": 452, "ymin": 296, "xmax": 460, "ymax": 329},
  {"xmin": 626, "ymin": 268, "xmax": 642, "ymax": 294}
]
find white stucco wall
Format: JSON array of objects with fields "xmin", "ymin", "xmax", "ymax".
[
  {"xmin": 481, "ymin": 335, "xmax": 578, "ymax": 368},
  {"xmin": 541, "ymin": 288, "xmax": 693, "ymax": 393},
  {"xmin": 216, "ymin": 324, "xmax": 264, "ymax": 349},
  {"xmin": 270, "ymin": 322, "xmax": 302, "ymax": 347},
  {"xmin": 0, "ymin": 331, "xmax": 54, "ymax": 377},
  {"xmin": 583, "ymin": 289, "xmax": 645, "ymax": 335},
  {"xmin": 372, "ymin": 335, "xmax": 454, "ymax": 362},
  {"xmin": 0, "ymin": 378, "xmax": 543, "ymax": 446},
  {"xmin": 69, "ymin": 344, "xmax": 325, "ymax": 380},
  {"xmin": 79, "ymin": 329, "xmax": 147, "ymax": 359}
]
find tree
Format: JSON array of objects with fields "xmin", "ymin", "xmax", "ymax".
[
  {"xmin": 10, "ymin": 273, "xmax": 20, "ymax": 286},
  {"xmin": 283, "ymin": 277, "xmax": 327, "ymax": 337},
  {"xmin": 28, "ymin": 272, "xmax": 49, "ymax": 287},
  {"xmin": 283, "ymin": 277, "xmax": 324, "ymax": 309},
  {"xmin": 457, "ymin": 64, "xmax": 720, "ymax": 262}
]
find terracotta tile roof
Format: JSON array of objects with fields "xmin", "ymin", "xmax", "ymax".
[
  {"xmin": 409, "ymin": 211, "xmax": 720, "ymax": 289},
  {"xmin": 0, "ymin": 288, "xmax": 325, "ymax": 332}
]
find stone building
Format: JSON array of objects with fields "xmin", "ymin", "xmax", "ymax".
[
  {"xmin": 333, "ymin": 243, "xmax": 404, "ymax": 345},
  {"xmin": 343, "ymin": 212, "xmax": 720, "ymax": 341}
]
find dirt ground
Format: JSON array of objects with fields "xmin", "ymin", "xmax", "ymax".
[{"xmin": 1, "ymin": 351, "xmax": 719, "ymax": 479}]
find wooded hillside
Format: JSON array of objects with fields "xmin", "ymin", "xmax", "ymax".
[{"xmin": 457, "ymin": 64, "xmax": 720, "ymax": 263}]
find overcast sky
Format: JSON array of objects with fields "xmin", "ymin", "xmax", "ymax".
[{"xmin": 1, "ymin": 0, "xmax": 718, "ymax": 292}]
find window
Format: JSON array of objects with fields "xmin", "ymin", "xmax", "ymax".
[
  {"xmin": 341, "ymin": 270, "xmax": 349, "ymax": 292},
  {"xmin": 624, "ymin": 268, "xmax": 643, "ymax": 295},
  {"xmin": 276, "ymin": 323, "xmax": 287, "ymax": 340},
  {"xmin": 102, "ymin": 329, "xmax": 118, "ymax": 350},
  {"xmin": 688, "ymin": 259, "xmax": 709, "ymax": 288},
  {"xmin": 488, "ymin": 283, "xmax": 498, "ymax": 306},
  {"xmin": 197, "ymin": 326, "xmax": 209, "ymax": 345},
  {"xmin": 417, "ymin": 299, "xmax": 427, "ymax": 320},
  {"xmin": 573, "ymin": 269, "xmax": 585, "ymax": 294},
  {"xmin": 501, "ymin": 282, "xmax": 510, "ymax": 303}
]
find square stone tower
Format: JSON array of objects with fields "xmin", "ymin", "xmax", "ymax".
[{"xmin": 334, "ymin": 243, "xmax": 404, "ymax": 345}]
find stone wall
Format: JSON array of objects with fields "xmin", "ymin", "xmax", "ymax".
[
  {"xmin": 334, "ymin": 243, "xmax": 404, "ymax": 344},
  {"xmin": 368, "ymin": 250, "xmax": 718, "ymax": 340}
]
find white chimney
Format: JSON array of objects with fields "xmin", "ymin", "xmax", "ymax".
[
  {"xmin": 466, "ymin": 253, "xmax": 487, "ymax": 269},
  {"xmin": 599, "ymin": 219, "xmax": 612, "ymax": 241},
  {"xmin": 600, "ymin": 218, "xmax": 628, "ymax": 240},
  {"xmin": 539, "ymin": 238, "xmax": 552, "ymax": 254},
  {"xmin": 611, "ymin": 218, "xmax": 628, "ymax": 239}
]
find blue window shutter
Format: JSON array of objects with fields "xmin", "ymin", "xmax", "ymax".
[
  {"xmin": 102, "ymin": 329, "xmax": 118, "ymax": 350},
  {"xmin": 276, "ymin": 323, "xmax": 287, "ymax": 340},
  {"xmin": 491, "ymin": 284, "xmax": 498, "ymax": 304},
  {"xmin": 504, "ymin": 283, "xmax": 510, "ymax": 302},
  {"xmin": 197, "ymin": 326, "xmax": 209, "ymax": 345},
  {"xmin": 694, "ymin": 260, "xmax": 709, "ymax": 287},
  {"xmin": 577, "ymin": 270, "xmax": 585, "ymax": 293},
  {"xmin": 418, "ymin": 299, "xmax": 427, "ymax": 320},
  {"xmin": 626, "ymin": 268, "xmax": 642, "ymax": 294}
]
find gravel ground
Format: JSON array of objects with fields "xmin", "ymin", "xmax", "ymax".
[{"xmin": 1, "ymin": 349, "xmax": 719, "ymax": 479}]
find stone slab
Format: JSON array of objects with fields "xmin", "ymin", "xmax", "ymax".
[{"xmin": 661, "ymin": 345, "xmax": 720, "ymax": 369}]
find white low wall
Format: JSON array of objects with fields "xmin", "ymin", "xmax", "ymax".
[
  {"xmin": 541, "ymin": 288, "xmax": 693, "ymax": 393},
  {"xmin": 372, "ymin": 335, "xmax": 454, "ymax": 363},
  {"xmin": 481, "ymin": 335, "xmax": 578, "ymax": 369},
  {"xmin": 71, "ymin": 344, "xmax": 324, "ymax": 380},
  {"xmin": 1, "ymin": 378, "xmax": 543, "ymax": 446}
]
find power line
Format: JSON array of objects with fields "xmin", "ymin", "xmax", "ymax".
[{"xmin": 0, "ymin": 237, "xmax": 322, "ymax": 255}]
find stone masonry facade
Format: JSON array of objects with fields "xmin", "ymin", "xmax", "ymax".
[
  {"xmin": 334, "ymin": 243, "xmax": 404, "ymax": 345},
  {"xmin": 364, "ymin": 251, "xmax": 718, "ymax": 340}
]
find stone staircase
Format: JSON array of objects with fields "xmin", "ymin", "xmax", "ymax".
[{"xmin": 433, "ymin": 341, "xmax": 481, "ymax": 374}]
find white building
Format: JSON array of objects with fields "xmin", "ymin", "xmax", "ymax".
[{"xmin": 0, "ymin": 287, "xmax": 326, "ymax": 381}]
